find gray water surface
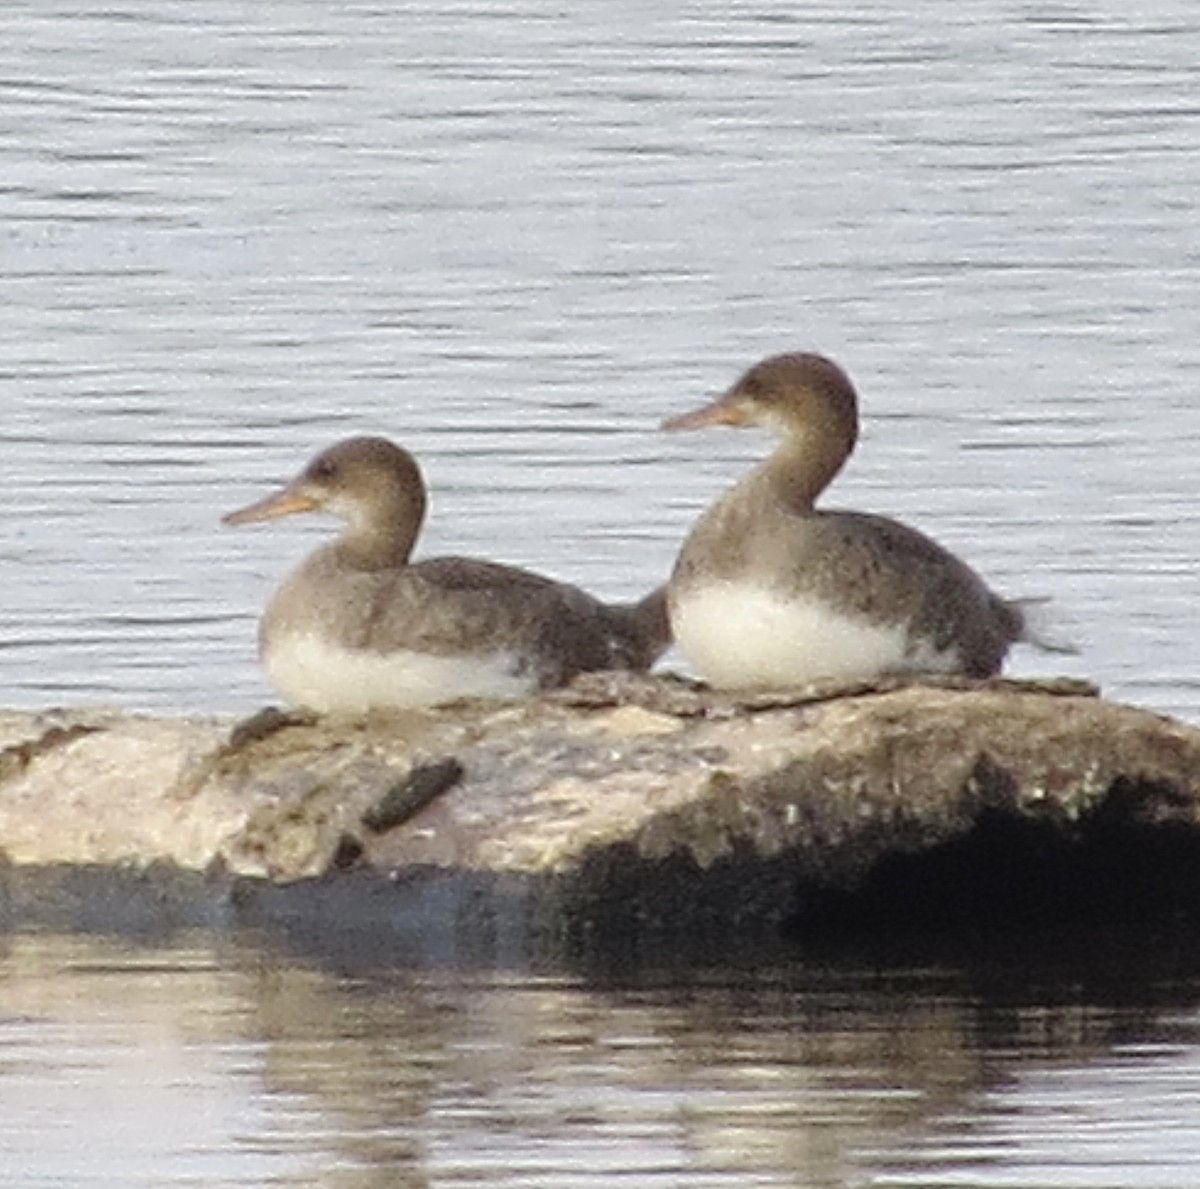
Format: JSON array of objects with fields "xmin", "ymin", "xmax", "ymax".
[
  {"xmin": 3, "ymin": 0, "xmax": 1197, "ymax": 717},
  {"xmin": 5, "ymin": 931, "xmax": 1200, "ymax": 1189}
]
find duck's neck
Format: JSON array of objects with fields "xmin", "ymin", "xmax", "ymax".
[
  {"xmin": 334, "ymin": 496, "xmax": 424, "ymax": 571},
  {"xmin": 756, "ymin": 422, "xmax": 855, "ymax": 514}
]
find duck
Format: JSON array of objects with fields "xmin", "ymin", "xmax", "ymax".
[
  {"xmin": 223, "ymin": 435, "xmax": 670, "ymax": 713},
  {"xmin": 663, "ymin": 351, "xmax": 1053, "ymax": 690}
]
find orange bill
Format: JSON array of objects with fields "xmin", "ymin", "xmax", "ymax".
[
  {"xmin": 661, "ymin": 390, "xmax": 751, "ymax": 432},
  {"xmin": 222, "ymin": 483, "xmax": 319, "ymax": 527}
]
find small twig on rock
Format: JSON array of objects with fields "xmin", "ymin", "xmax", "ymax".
[{"xmin": 361, "ymin": 757, "xmax": 465, "ymax": 835}]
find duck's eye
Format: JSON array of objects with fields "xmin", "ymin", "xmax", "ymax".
[{"xmin": 310, "ymin": 458, "xmax": 337, "ymax": 481}]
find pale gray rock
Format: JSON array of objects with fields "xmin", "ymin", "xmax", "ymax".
[{"xmin": 1, "ymin": 677, "xmax": 1198, "ymax": 958}]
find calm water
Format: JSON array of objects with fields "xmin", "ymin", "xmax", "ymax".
[
  {"xmin": 4, "ymin": 930, "xmax": 1200, "ymax": 1189},
  {"xmin": 2, "ymin": 0, "xmax": 1198, "ymax": 718},
  {"xmin": 3, "ymin": 2, "xmax": 1200, "ymax": 1184}
]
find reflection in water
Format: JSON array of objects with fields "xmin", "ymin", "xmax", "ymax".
[
  {"xmin": 4, "ymin": 931, "xmax": 1200, "ymax": 1186},
  {"xmin": 875, "ymin": 1045, "xmax": 1200, "ymax": 1186},
  {"xmin": 0, "ymin": 936, "xmax": 309, "ymax": 1186}
]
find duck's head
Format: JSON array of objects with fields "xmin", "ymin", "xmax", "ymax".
[
  {"xmin": 223, "ymin": 436, "xmax": 427, "ymax": 552},
  {"xmin": 663, "ymin": 352, "xmax": 859, "ymax": 447}
]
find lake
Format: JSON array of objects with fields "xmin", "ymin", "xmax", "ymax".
[
  {"xmin": 4, "ymin": 0, "xmax": 1197, "ymax": 720},
  {"xmin": 6, "ymin": 928, "xmax": 1200, "ymax": 1187},
  {"xmin": 3, "ymin": 0, "xmax": 1200, "ymax": 1184}
]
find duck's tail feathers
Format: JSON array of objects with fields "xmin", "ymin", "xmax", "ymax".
[
  {"xmin": 612, "ymin": 584, "xmax": 673, "ymax": 670},
  {"xmin": 1010, "ymin": 596, "xmax": 1081, "ymax": 656}
]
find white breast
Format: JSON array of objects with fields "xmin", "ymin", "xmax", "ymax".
[
  {"xmin": 670, "ymin": 581, "xmax": 956, "ymax": 690},
  {"xmin": 263, "ymin": 633, "xmax": 536, "ymax": 714}
]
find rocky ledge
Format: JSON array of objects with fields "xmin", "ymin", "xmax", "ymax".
[{"xmin": 2, "ymin": 674, "xmax": 1199, "ymax": 963}]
